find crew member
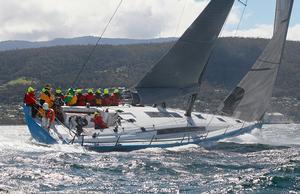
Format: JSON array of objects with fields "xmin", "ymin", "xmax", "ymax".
[
  {"xmin": 53, "ymin": 89, "xmax": 65, "ymax": 122},
  {"xmin": 41, "ymin": 103, "xmax": 55, "ymax": 130},
  {"xmin": 55, "ymin": 88, "xmax": 64, "ymax": 100},
  {"xmin": 23, "ymin": 86, "xmax": 38, "ymax": 118},
  {"xmin": 40, "ymin": 85, "xmax": 54, "ymax": 107},
  {"xmin": 102, "ymin": 88, "xmax": 111, "ymax": 106},
  {"xmin": 92, "ymin": 112, "xmax": 107, "ymax": 129},
  {"xmin": 86, "ymin": 89, "xmax": 96, "ymax": 106},
  {"xmin": 95, "ymin": 89, "xmax": 103, "ymax": 106},
  {"xmin": 76, "ymin": 89, "xmax": 86, "ymax": 106},
  {"xmin": 64, "ymin": 88, "xmax": 77, "ymax": 106},
  {"xmin": 110, "ymin": 88, "xmax": 121, "ymax": 106}
]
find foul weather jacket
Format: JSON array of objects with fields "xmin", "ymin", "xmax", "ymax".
[
  {"xmin": 86, "ymin": 93, "xmax": 96, "ymax": 106},
  {"xmin": 76, "ymin": 94, "xmax": 86, "ymax": 106},
  {"xmin": 24, "ymin": 92, "xmax": 37, "ymax": 105}
]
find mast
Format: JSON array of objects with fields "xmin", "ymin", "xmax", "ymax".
[{"xmin": 185, "ymin": 93, "xmax": 198, "ymax": 116}]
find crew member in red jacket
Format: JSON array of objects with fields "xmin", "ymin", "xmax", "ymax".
[
  {"xmin": 76, "ymin": 89, "xmax": 86, "ymax": 106},
  {"xmin": 92, "ymin": 112, "xmax": 107, "ymax": 130},
  {"xmin": 110, "ymin": 89, "xmax": 121, "ymax": 106},
  {"xmin": 86, "ymin": 89, "xmax": 96, "ymax": 106},
  {"xmin": 23, "ymin": 86, "xmax": 38, "ymax": 118},
  {"xmin": 102, "ymin": 88, "xmax": 111, "ymax": 106}
]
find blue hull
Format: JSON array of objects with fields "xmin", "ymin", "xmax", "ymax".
[
  {"xmin": 23, "ymin": 106, "xmax": 57, "ymax": 144},
  {"xmin": 23, "ymin": 106, "xmax": 260, "ymax": 152}
]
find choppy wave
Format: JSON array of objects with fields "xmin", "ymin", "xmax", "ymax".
[{"xmin": 0, "ymin": 124, "xmax": 299, "ymax": 193}]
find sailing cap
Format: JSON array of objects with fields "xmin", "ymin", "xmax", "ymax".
[
  {"xmin": 96, "ymin": 89, "xmax": 101, "ymax": 94},
  {"xmin": 56, "ymin": 88, "xmax": 62, "ymax": 94},
  {"xmin": 76, "ymin": 89, "xmax": 82, "ymax": 94},
  {"xmin": 67, "ymin": 88, "xmax": 75, "ymax": 95},
  {"xmin": 45, "ymin": 84, "xmax": 51, "ymax": 90},
  {"xmin": 104, "ymin": 88, "xmax": 109, "ymax": 95},
  {"xmin": 27, "ymin": 87, "xmax": 35, "ymax": 93}
]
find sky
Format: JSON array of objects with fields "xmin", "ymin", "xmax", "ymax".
[{"xmin": 0, "ymin": 0, "xmax": 299, "ymax": 42}]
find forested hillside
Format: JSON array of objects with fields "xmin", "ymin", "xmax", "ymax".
[{"xmin": 0, "ymin": 37, "xmax": 299, "ymax": 123}]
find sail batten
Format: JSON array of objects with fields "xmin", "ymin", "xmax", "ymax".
[
  {"xmin": 134, "ymin": 0, "xmax": 235, "ymax": 104},
  {"xmin": 219, "ymin": 0, "xmax": 294, "ymax": 122}
]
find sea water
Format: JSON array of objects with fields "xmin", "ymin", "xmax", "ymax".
[{"xmin": 0, "ymin": 124, "xmax": 299, "ymax": 193}]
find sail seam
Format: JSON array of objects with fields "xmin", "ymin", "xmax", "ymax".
[
  {"xmin": 257, "ymin": 59, "xmax": 280, "ymax": 65},
  {"xmin": 250, "ymin": 68, "xmax": 273, "ymax": 71}
]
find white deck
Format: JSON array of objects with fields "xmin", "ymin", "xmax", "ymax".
[{"xmin": 50, "ymin": 105, "xmax": 253, "ymax": 147}]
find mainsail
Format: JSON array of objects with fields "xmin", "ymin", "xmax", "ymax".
[
  {"xmin": 133, "ymin": 0, "xmax": 234, "ymax": 105},
  {"xmin": 219, "ymin": 0, "xmax": 294, "ymax": 122}
]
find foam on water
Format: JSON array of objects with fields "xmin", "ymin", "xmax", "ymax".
[
  {"xmin": 0, "ymin": 124, "xmax": 299, "ymax": 193},
  {"xmin": 223, "ymin": 124, "xmax": 300, "ymax": 146},
  {"xmin": 1, "ymin": 124, "xmax": 299, "ymax": 153},
  {"xmin": 0, "ymin": 125, "xmax": 87, "ymax": 153}
]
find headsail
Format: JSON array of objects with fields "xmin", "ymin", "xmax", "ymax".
[
  {"xmin": 133, "ymin": 0, "xmax": 234, "ymax": 105},
  {"xmin": 219, "ymin": 0, "xmax": 294, "ymax": 122}
]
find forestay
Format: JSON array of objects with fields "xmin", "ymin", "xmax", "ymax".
[
  {"xmin": 133, "ymin": 0, "xmax": 235, "ymax": 105},
  {"xmin": 219, "ymin": 0, "xmax": 294, "ymax": 122}
]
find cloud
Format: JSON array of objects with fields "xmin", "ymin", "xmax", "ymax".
[
  {"xmin": 287, "ymin": 24, "xmax": 300, "ymax": 41},
  {"xmin": 222, "ymin": 24, "xmax": 273, "ymax": 38},
  {"xmin": 222, "ymin": 24, "xmax": 300, "ymax": 41},
  {"xmin": 0, "ymin": 0, "xmax": 298, "ymax": 41},
  {"xmin": 0, "ymin": 0, "xmax": 209, "ymax": 41}
]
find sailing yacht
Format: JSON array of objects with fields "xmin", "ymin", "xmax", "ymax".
[{"xmin": 23, "ymin": 0, "xmax": 294, "ymax": 152}]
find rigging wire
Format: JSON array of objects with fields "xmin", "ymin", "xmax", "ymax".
[
  {"xmin": 72, "ymin": 0, "xmax": 123, "ymax": 87},
  {"xmin": 201, "ymin": 1, "xmax": 246, "ymax": 125},
  {"xmin": 234, "ymin": 0, "xmax": 248, "ymax": 36}
]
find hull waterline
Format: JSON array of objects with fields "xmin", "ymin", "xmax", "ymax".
[{"xmin": 23, "ymin": 105, "xmax": 260, "ymax": 152}]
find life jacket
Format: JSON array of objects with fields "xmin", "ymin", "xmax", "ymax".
[
  {"xmin": 86, "ymin": 93, "xmax": 96, "ymax": 106},
  {"xmin": 76, "ymin": 94, "xmax": 86, "ymax": 106},
  {"xmin": 64, "ymin": 94, "xmax": 71, "ymax": 104},
  {"xmin": 24, "ymin": 92, "xmax": 36, "ymax": 105},
  {"xmin": 69, "ymin": 95, "xmax": 77, "ymax": 106},
  {"xmin": 40, "ymin": 91, "xmax": 54, "ymax": 107},
  {"xmin": 110, "ymin": 93, "xmax": 120, "ymax": 106},
  {"xmin": 45, "ymin": 108, "xmax": 55, "ymax": 123},
  {"xmin": 94, "ymin": 114, "xmax": 107, "ymax": 129},
  {"xmin": 64, "ymin": 93, "xmax": 77, "ymax": 106},
  {"xmin": 95, "ymin": 94, "xmax": 102, "ymax": 106},
  {"xmin": 102, "ymin": 94, "xmax": 111, "ymax": 106}
]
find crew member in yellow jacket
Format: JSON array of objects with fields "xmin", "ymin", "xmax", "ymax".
[{"xmin": 40, "ymin": 85, "xmax": 54, "ymax": 108}]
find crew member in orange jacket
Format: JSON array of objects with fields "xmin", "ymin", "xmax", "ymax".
[
  {"xmin": 95, "ymin": 89, "xmax": 103, "ymax": 106},
  {"xmin": 40, "ymin": 85, "xmax": 54, "ymax": 108}
]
